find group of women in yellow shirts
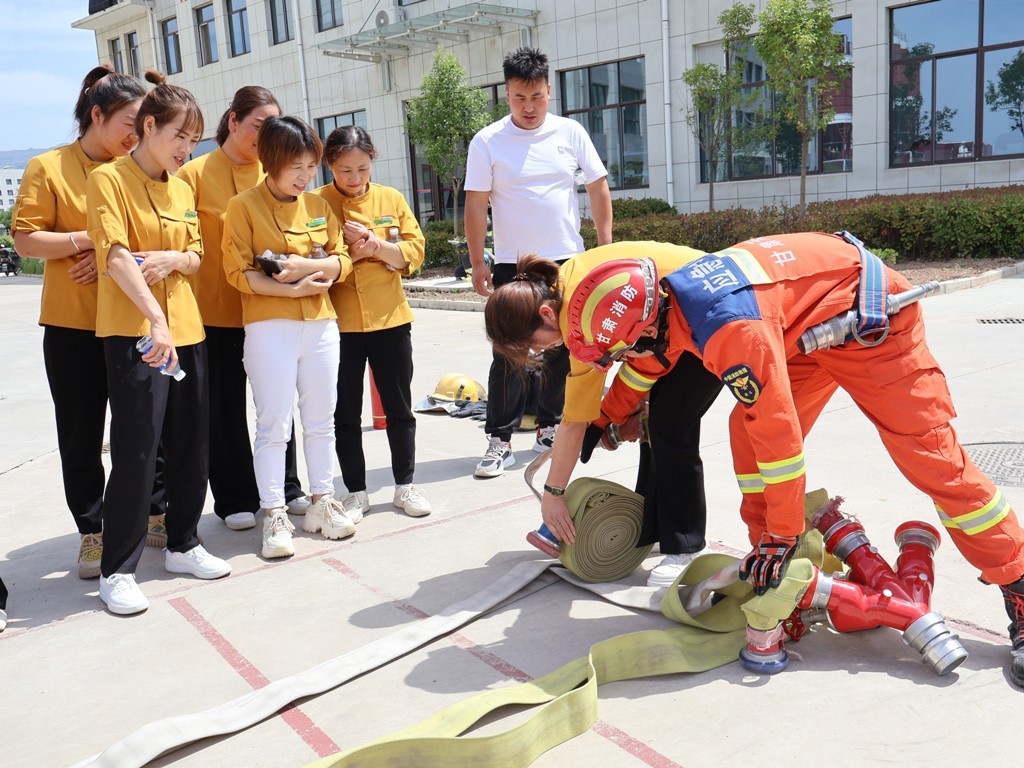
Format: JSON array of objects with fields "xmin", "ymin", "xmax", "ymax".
[{"xmin": 11, "ymin": 66, "xmax": 428, "ymax": 616}]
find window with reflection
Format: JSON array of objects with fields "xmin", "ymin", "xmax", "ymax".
[
  {"xmin": 195, "ymin": 4, "xmax": 219, "ymax": 66},
  {"xmin": 560, "ymin": 58, "xmax": 648, "ymax": 190},
  {"xmin": 721, "ymin": 18, "xmax": 851, "ymax": 182},
  {"xmin": 268, "ymin": 0, "xmax": 292, "ymax": 46},
  {"xmin": 161, "ymin": 17, "xmax": 182, "ymax": 75},
  {"xmin": 226, "ymin": 0, "xmax": 250, "ymax": 57},
  {"xmin": 890, "ymin": 0, "xmax": 1024, "ymax": 165}
]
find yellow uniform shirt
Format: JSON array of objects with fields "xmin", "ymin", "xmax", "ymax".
[
  {"xmin": 177, "ymin": 147, "xmax": 263, "ymax": 328},
  {"xmin": 11, "ymin": 141, "xmax": 106, "ymax": 330},
  {"xmin": 314, "ymin": 181, "xmax": 425, "ymax": 332},
  {"xmin": 86, "ymin": 154, "xmax": 205, "ymax": 345},
  {"xmin": 558, "ymin": 241, "xmax": 706, "ymax": 423},
  {"xmin": 222, "ymin": 182, "xmax": 351, "ymax": 325}
]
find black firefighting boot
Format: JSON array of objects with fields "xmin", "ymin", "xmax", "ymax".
[{"xmin": 998, "ymin": 576, "xmax": 1024, "ymax": 687}]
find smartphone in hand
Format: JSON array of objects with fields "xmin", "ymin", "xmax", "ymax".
[{"xmin": 255, "ymin": 251, "xmax": 286, "ymax": 277}]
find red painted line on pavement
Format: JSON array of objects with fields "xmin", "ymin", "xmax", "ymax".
[
  {"xmin": 323, "ymin": 556, "xmax": 533, "ymax": 683},
  {"xmin": 169, "ymin": 596, "xmax": 340, "ymax": 757},
  {"xmin": 592, "ymin": 718, "xmax": 686, "ymax": 768}
]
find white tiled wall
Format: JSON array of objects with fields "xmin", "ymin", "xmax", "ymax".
[{"xmin": 71, "ymin": 0, "xmax": 1024, "ymax": 216}]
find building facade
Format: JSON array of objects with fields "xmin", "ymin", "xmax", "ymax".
[
  {"xmin": 2, "ymin": 168, "xmax": 26, "ymax": 210},
  {"xmin": 73, "ymin": 0, "xmax": 1024, "ymax": 222}
]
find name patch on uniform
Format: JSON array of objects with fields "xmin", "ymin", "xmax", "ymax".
[
  {"xmin": 721, "ymin": 364, "xmax": 762, "ymax": 405},
  {"xmin": 307, "ymin": 217, "xmax": 327, "ymax": 228},
  {"xmin": 184, "ymin": 210, "xmax": 198, "ymax": 220},
  {"xmin": 373, "ymin": 215, "xmax": 394, "ymax": 226}
]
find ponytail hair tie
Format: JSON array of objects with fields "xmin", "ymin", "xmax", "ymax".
[{"xmin": 513, "ymin": 272, "xmax": 531, "ymax": 281}]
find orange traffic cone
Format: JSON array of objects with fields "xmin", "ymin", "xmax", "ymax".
[{"xmin": 369, "ymin": 368, "xmax": 386, "ymax": 430}]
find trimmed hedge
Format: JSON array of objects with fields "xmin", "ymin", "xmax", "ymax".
[
  {"xmin": 580, "ymin": 185, "xmax": 1024, "ymax": 259},
  {"xmin": 423, "ymin": 220, "xmax": 461, "ymax": 270}
]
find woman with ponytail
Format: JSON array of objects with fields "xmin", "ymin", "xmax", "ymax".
[
  {"xmin": 485, "ymin": 243, "xmax": 723, "ymax": 588},
  {"xmin": 314, "ymin": 125, "xmax": 430, "ymax": 519},
  {"xmin": 12, "ymin": 65, "xmax": 153, "ymax": 581},
  {"xmin": 86, "ymin": 75, "xmax": 231, "ymax": 615},
  {"xmin": 178, "ymin": 86, "xmax": 311, "ymax": 532}
]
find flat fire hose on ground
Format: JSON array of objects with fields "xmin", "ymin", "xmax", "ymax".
[{"xmin": 69, "ymin": 465, "xmax": 829, "ymax": 768}]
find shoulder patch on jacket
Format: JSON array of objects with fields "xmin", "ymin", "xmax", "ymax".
[{"xmin": 721, "ymin": 364, "xmax": 762, "ymax": 405}]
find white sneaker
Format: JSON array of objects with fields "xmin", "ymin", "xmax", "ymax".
[
  {"xmin": 165, "ymin": 545, "xmax": 232, "ymax": 580},
  {"xmin": 533, "ymin": 425, "xmax": 557, "ymax": 453},
  {"xmin": 224, "ymin": 512, "xmax": 257, "ymax": 531},
  {"xmin": 646, "ymin": 550, "xmax": 706, "ymax": 588},
  {"xmin": 99, "ymin": 573, "xmax": 149, "ymax": 615},
  {"xmin": 393, "ymin": 484, "xmax": 432, "ymax": 517},
  {"xmin": 0, "ymin": 608, "xmax": 7, "ymax": 632},
  {"xmin": 262, "ymin": 509, "xmax": 295, "ymax": 559},
  {"xmin": 340, "ymin": 490, "xmax": 370, "ymax": 524},
  {"xmin": 286, "ymin": 496, "xmax": 311, "ymax": 515},
  {"xmin": 303, "ymin": 496, "xmax": 356, "ymax": 539},
  {"xmin": 475, "ymin": 437, "xmax": 515, "ymax": 478}
]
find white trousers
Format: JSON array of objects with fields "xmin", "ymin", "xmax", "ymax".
[{"xmin": 243, "ymin": 318, "xmax": 340, "ymax": 510}]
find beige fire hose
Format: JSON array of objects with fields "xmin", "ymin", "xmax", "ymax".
[{"xmin": 70, "ymin": 461, "xmax": 827, "ymax": 768}]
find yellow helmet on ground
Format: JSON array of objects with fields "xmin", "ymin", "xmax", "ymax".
[{"xmin": 432, "ymin": 373, "xmax": 486, "ymax": 402}]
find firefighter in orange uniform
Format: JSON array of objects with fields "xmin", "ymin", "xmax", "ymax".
[{"xmin": 507, "ymin": 231, "xmax": 1024, "ymax": 686}]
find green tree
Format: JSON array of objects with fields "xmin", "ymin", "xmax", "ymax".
[
  {"xmin": 0, "ymin": 207, "xmax": 11, "ymax": 233},
  {"xmin": 406, "ymin": 48, "xmax": 491, "ymax": 240},
  {"xmin": 682, "ymin": 3, "xmax": 756, "ymax": 211},
  {"xmin": 754, "ymin": 0, "xmax": 849, "ymax": 211},
  {"xmin": 986, "ymin": 50, "xmax": 1024, "ymax": 141}
]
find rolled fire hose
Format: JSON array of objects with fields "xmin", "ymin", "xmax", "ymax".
[{"xmin": 524, "ymin": 449, "xmax": 653, "ymax": 583}]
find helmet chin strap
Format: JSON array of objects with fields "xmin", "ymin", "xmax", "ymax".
[{"xmin": 628, "ymin": 295, "xmax": 672, "ymax": 369}]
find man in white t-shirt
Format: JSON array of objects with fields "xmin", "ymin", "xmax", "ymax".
[{"xmin": 464, "ymin": 46, "xmax": 612, "ymax": 478}]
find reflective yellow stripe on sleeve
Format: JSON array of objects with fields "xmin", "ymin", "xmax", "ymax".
[
  {"xmin": 937, "ymin": 492, "xmax": 1009, "ymax": 536},
  {"xmin": 616, "ymin": 364, "xmax": 657, "ymax": 394},
  {"xmin": 736, "ymin": 473, "xmax": 766, "ymax": 494},
  {"xmin": 756, "ymin": 452, "xmax": 806, "ymax": 485}
]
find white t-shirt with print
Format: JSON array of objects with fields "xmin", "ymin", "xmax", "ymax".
[{"xmin": 464, "ymin": 113, "xmax": 608, "ymax": 263}]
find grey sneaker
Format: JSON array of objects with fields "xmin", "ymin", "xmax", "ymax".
[
  {"xmin": 533, "ymin": 426, "xmax": 557, "ymax": 453},
  {"xmin": 475, "ymin": 437, "xmax": 515, "ymax": 478},
  {"xmin": 340, "ymin": 490, "xmax": 370, "ymax": 524}
]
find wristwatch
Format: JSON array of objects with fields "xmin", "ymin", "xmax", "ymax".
[{"xmin": 543, "ymin": 483, "xmax": 566, "ymax": 496}]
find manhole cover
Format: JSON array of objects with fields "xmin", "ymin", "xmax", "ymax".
[
  {"xmin": 964, "ymin": 442, "xmax": 1024, "ymax": 487},
  {"xmin": 977, "ymin": 318, "xmax": 1024, "ymax": 324}
]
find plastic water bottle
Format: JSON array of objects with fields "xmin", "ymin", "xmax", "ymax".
[{"xmin": 136, "ymin": 336, "xmax": 186, "ymax": 381}]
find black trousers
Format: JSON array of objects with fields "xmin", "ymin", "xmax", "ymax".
[
  {"xmin": 43, "ymin": 326, "xmax": 166, "ymax": 533},
  {"xmin": 101, "ymin": 338, "xmax": 209, "ymax": 575},
  {"xmin": 485, "ymin": 262, "xmax": 570, "ymax": 442},
  {"xmin": 635, "ymin": 352, "xmax": 724, "ymax": 555},
  {"xmin": 42, "ymin": 326, "xmax": 108, "ymax": 535},
  {"xmin": 205, "ymin": 326, "xmax": 303, "ymax": 517},
  {"xmin": 335, "ymin": 324, "xmax": 416, "ymax": 490}
]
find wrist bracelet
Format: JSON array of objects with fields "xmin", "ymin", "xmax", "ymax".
[
  {"xmin": 543, "ymin": 483, "xmax": 566, "ymax": 497},
  {"xmin": 69, "ymin": 232, "xmax": 82, "ymax": 253}
]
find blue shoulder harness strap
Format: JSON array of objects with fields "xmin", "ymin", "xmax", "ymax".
[{"xmin": 835, "ymin": 230, "xmax": 890, "ymax": 346}]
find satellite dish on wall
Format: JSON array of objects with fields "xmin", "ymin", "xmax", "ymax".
[{"xmin": 375, "ymin": 10, "xmax": 390, "ymax": 28}]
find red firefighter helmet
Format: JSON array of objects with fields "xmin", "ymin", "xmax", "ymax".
[{"xmin": 565, "ymin": 258, "xmax": 659, "ymax": 371}]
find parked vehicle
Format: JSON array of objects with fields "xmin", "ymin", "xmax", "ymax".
[{"xmin": 0, "ymin": 248, "xmax": 21, "ymax": 276}]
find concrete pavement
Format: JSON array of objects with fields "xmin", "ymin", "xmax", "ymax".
[{"xmin": 0, "ymin": 269, "xmax": 1022, "ymax": 767}]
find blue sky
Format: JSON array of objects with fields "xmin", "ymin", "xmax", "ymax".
[{"xmin": 0, "ymin": 0, "xmax": 99, "ymax": 152}]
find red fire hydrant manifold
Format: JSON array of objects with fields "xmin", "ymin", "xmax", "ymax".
[{"xmin": 739, "ymin": 497, "xmax": 969, "ymax": 676}]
